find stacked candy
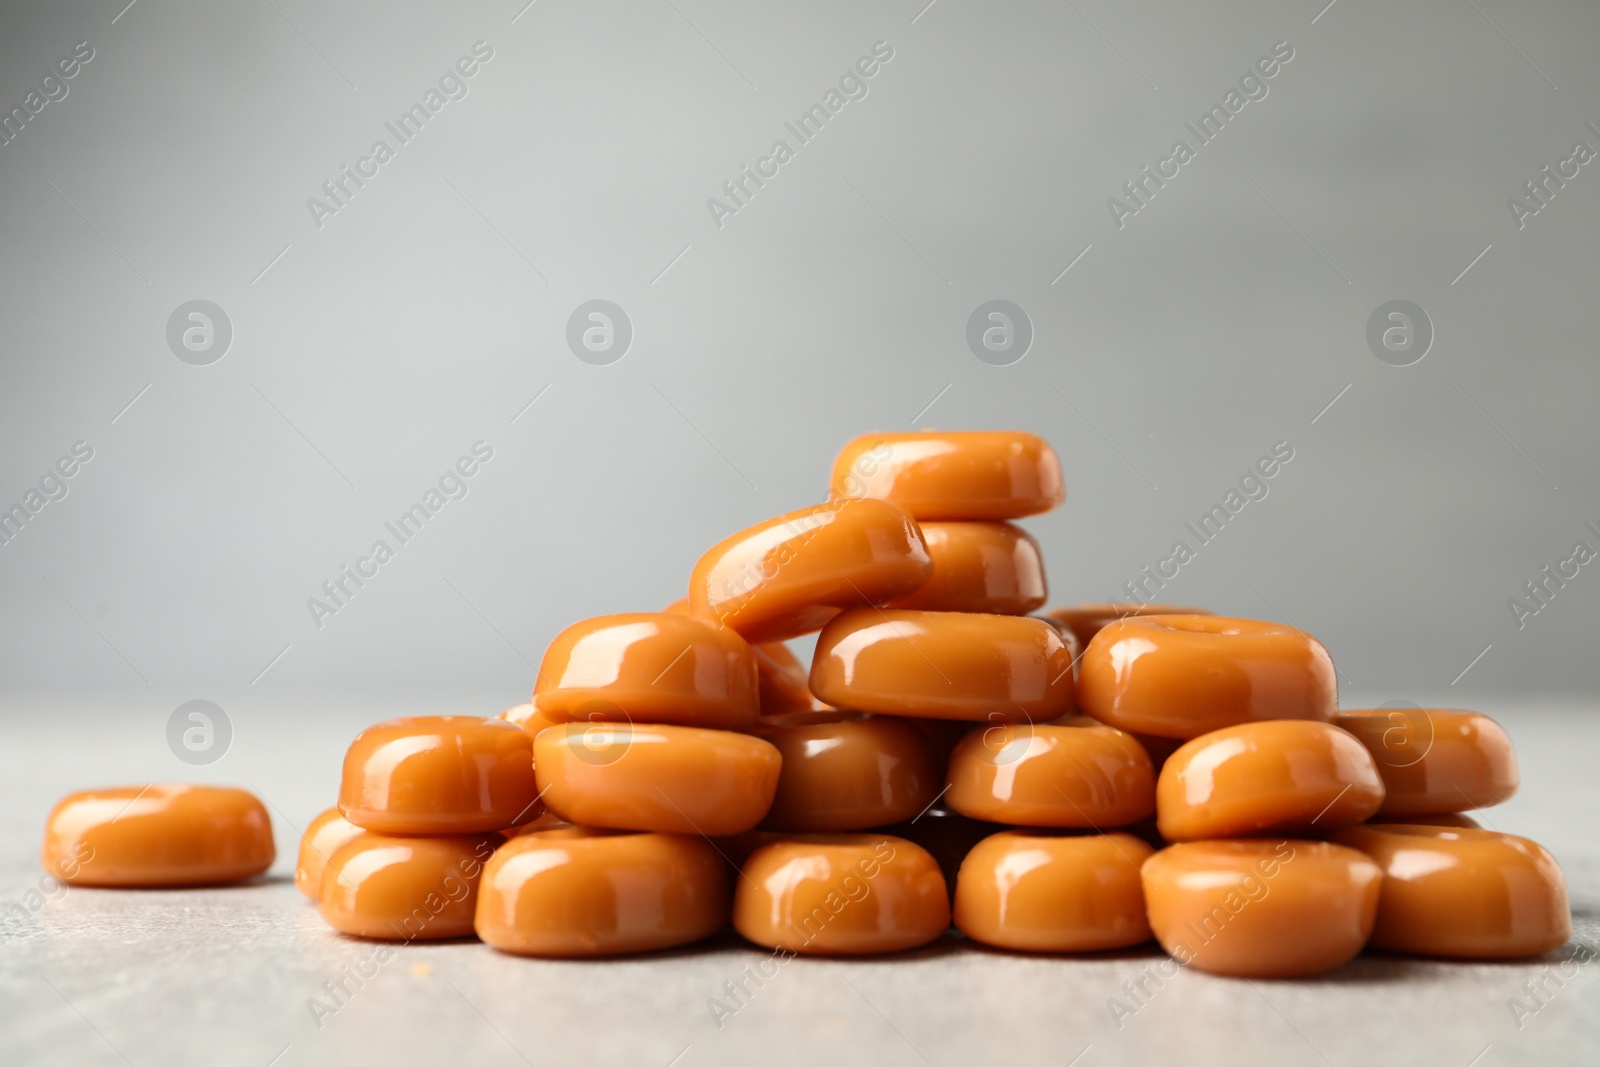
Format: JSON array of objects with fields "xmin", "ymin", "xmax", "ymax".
[{"xmin": 40, "ymin": 430, "xmax": 1571, "ymax": 978}]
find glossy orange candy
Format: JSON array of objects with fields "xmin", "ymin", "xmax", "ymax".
[
  {"xmin": 663, "ymin": 596, "xmax": 816, "ymax": 715},
  {"xmin": 830, "ymin": 431, "xmax": 1064, "ymax": 520},
  {"xmin": 500, "ymin": 700, "xmax": 560, "ymax": 738},
  {"xmin": 1141, "ymin": 840, "xmax": 1381, "ymax": 977},
  {"xmin": 1331, "ymin": 824, "xmax": 1570, "ymax": 958},
  {"xmin": 318, "ymin": 832, "xmax": 498, "ymax": 940},
  {"xmin": 534, "ymin": 612, "xmax": 759, "ymax": 729},
  {"xmin": 1045, "ymin": 602, "xmax": 1211, "ymax": 652},
  {"xmin": 1078, "ymin": 615, "xmax": 1337, "ymax": 738},
  {"xmin": 1333, "ymin": 709, "xmax": 1518, "ymax": 815},
  {"xmin": 338, "ymin": 716, "xmax": 540, "ymax": 835},
  {"xmin": 755, "ymin": 713, "xmax": 939, "ymax": 831},
  {"xmin": 42, "ymin": 785, "xmax": 275, "ymax": 887},
  {"xmin": 476, "ymin": 828, "xmax": 728, "ymax": 956},
  {"xmin": 1156, "ymin": 721, "xmax": 1385, "ymax": 841},
  {"xmin": 689, "ymin": 498, "xmax": 933, "ymax": 644},
  {"xmin": 734, "ymin": 835, "xmax": 950, "ymax": 955},
  {"xmin": 810, "ymin": 609, "xmax": 1074, "ymax": 722},
  {"xmin": 945, "ymin": 722, "xmax": 1155, "ymax": 827},
  {"xmin": 888, "ymin": 522, "xmax": 1047, "ymax": 615},
  {"xmin": 533, "ymin": 722, "xmax": 781, "ymax": 836},
  {"xmin": 954, "ymin": 831, "xmax": 1154, "ymax": 952},
  {"xmin": 295, "ymin": 807, "xmax": 363, "ymax": 899}
]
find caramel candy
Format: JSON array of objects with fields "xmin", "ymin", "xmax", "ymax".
[
  {"xmin": 1078, "ymin": 615, "xmax": 1337, "ymax": 738},
  {"xmin": 534, "ymin": 613, "xmax": 759, "ymax": 729},
  {"xmin": 318, "ymin": 832, "xmax": 498, "ymax": 940},
  {"xmin": 500, "ymin": 700, "xmax": 560, "ymax": 738},
  {"xmin": 688, "ymin": 499, "xmax": 932, "ymax": 644},
  {"xmin": 295, "ymin": 807, "xmax": 363, "ymax": 899},
  {"xmin": 830, "ymin": 431, "xmax": 1064, "ymax": 520},
  {"xmin": 1156, "ymin": 721, "xmax": 1385, "ymax": 841},
  {"xmin": 887, "ymin": 522, "xmax": 1047, "ymax": 615},
  {"xmin": 755, "ymin": 713, "xmax": 939, "ymax": 831},
  {"xmin": 42, "ymin": 785, "xmax": 275, "ymax": 887},
  {"xmin": 945, "ymin": 722, "xmax": 1155, "ymax": 827},
  {"xmin": 734, "ymin": 835, "xmax": 950, "ymax": 955},
  {"xmin": 811, "ymin": 609, "xmax": 1074, "ymax": 722},
  {"xmin": 1333, "ymin": 709, "xmax": 1517, "ymax": 815},
  {"xmin": 954, "ymin": 831, "xmax": 1154, "ymax": 952},
  {"xmin": 338, "ymin": 716, "xmax": 540, "ymax": 835},
  {"xmin": 664, "ymin": 596, "xmax": 815, "ymax": 715},
  {"xmin": 476, "ymin": 828, "xmax": 728, "ymax": 957},
  {"xmin": 1141, "ymin": 840, "xmax": 1381, "ymax": 977},
  {"xmin": 534, "ymin": 722, "xmax": 780, "ymax": 835},
  {"xmin": 1330, "ymin": 825, "xmax": 1569, "ymax": 958},
  {"xmin": 1046, "ymin": 602, "xmax": 1211, "ymax": 652}
]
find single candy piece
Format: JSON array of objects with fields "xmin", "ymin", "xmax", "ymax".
[
  {"xmin": 734, "ymin": 835, "xmax": 950, "ymax": 955},
  {"xmin": 1156, "ymin": 721, "xmax": 1385, "ymax": 841},
  {"xmin": 1045, "ymin": 602, "xmax": 1211, "ymax": 652},
  {"xmin": 945, "ymin": 722, "xmax": 1155, "ymax": 827},
  {"xmin": 42, "ymin": 784, "xmax": 275, "ymax": 888},
  {"xmin": 318, "ymin": 832, "xmax": 498, "ymax": 940},
  {"xmin": 1141, "ymin": 840, "xmax": 1381, "ymax": 977},
  {"xmin": 500, "ymin": 700, "xmax": 560, "ymax": 738},
  {"xmin": 755, "ymin": 713, "xmax": 939, "ymax": 832},
  {"xmin": 811, "ymin": 609, "xmax": 1074, "ymax": 722},
  {"xmin": 887, "ymin": 522, "xmax": 1047, "ymax": 615},
  {"xmin": 954, "ymin": 831, "xmax": 1154, "ymax": 952},
  {"xmin": 534, "ymin": 613, "xmax": 759, "ymax": 729},
  {"xmin": 664, "ymin": 597, "xmax": 815, "ymax": 715},
  {"xmin": 476, "ymin": 828, "xmax": 728, "ymax": 957},
  {"xmin": 830, "ymin": 431, "xmax": 1064, "ymax": 520},
  {"xmin": 534, "ymin": 722, "xmax": 780, "ymax": 836},
  {"xmin": 689, "ymin": 498, "xmax": 932, "ymax": 644},
  {"xmin": 1078, "ymin": 615, "xmax": 1337, "ymax": 739},
  {"xmin": 295, "ymin": 807, "xmax": 363, "ymax": 899},
  {"xmin": 338, "ymin": 716, "xmax": 540, "ymax": 835},
  {"xmin": 1332, "ymin": 709, "xmax": 1518, "ymax": 815},
  {"xmin": 1330, "ymin": 825, "xmax": 1570, "ymax": 958}
]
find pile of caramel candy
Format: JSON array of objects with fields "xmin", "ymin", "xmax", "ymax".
[{"xmin": 42, "ymin": 431, "xmax": 1570, "ymax": 977}]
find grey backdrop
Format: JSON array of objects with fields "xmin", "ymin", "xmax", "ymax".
[{"xmin": 2, "ymin": 0, "xmax": 1597, "ymax": 712}]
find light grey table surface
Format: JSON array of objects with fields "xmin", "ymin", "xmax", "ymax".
[{"xmin": 1, "ymin": 692, "xmax": 1595, "ymax": 1067}]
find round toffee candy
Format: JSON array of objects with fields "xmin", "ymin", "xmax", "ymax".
[
  {"xmin": 42, "ymin": 784, "xmax": 275, "ymax": 887},
  {"xmin": 338, "ymin": 716, "xmax": 541, "ymax": 835},
  {"xmin": 1044, "ymin": 602, "xmax": 1212, "ymax": 653},
  {"xmin": 689, "ymin": 498, "xmax": 933, "ymax": 644},
  {"xmin": 1140, "ymin": 840, "xmax": 1381, "ymax": 978},
  {"xmin": 1331, "ymin": 824, "xmax": 1570, "ymax": 958},
  {"xmin": 829, "ymin": 430, "xmax": 1065, "ymax": 521},
  {"xmin": 1332, "ymin": 708, "xmax": 1518, "ymax": 816},
  {"xmin": 533, "ymin": 722, "xmax": 781, "ymax": 836},
  {"xmin": 534, "ymin": 612, "xmax": 759, "ymax": 729},
  {"xmin": 1078, "ymin": 615, "xmax": 1337, "ymax": 739},
  {"xmin": 318, "ymin": 832, "xmax": 499, "ymax": 941},
  {"xmin": 295, "ymin": 807, "xmax": 363, "ymax": 899},
  {"xmin": 733, "ymin": 835, "xmax": 950, "ymax": 955},
  {"xmin": 1155, "ymin": 720, "xmax": 1385, "ymax": 841},
  {"xmin": 887, "ymin": 521, "xmax": 1048, "ymax": 615},
  {"xmin": 954, "ymin": 831, "xmax": 1154, "ymax": 952},
  {"xmin": 664, "ymin": 596, "xmax": 816, "ymax": 715},
  {"xmin": 810, "ymin": 609, "xmax": 1074, "ymax": 722},
  {"xmin": 755, "ymin": 712, "xmax": 940, "ymax": 832},
  {"xmin": 476, "ymin": 828, "xmax": 728, "ymax": 957},
  {"xmin": 945, "ymin": 721, "xmax": 1155, "ymax": 827}
]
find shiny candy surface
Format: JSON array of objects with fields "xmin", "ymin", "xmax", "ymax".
[
  {"xmin": 755, "ymin": 714, "xmax": 939, "ymax": 832},
  {"xmin": 1156, "ymin": 721, "xmax": 1385, "ymax": 841},
  {"xmin": 476, "ymin": 828, "xmax": 728, "ymax": 957},
  {"xmin": 1045, "ymin": 602, "xmax": 1212, "ymax": 653},
  {"xmin": 42, "ymin": 784, "xmax": 275, "ymax": 888},
  {"xmin": 318, "ymin": 832, "xmax": 498, "ymax": 941},
  {"xmin": 534, "ymin": 722, "xmax": 781, "ymax": 836},
  {"xmin": 688, "ymin": 499, "xmax": 933, "ymax": 644},
  {"xmin": 338, "ymin": 716, "xmax": 540, "ymax": 835},
  {"xmin": 888, "ymin": 521, "xmax": 1047, "ymax": 615},
  {"xmin": 733, "ymin": 835, "xmax": 950, "ymax": 955},
  {"xmin": 1333, "ymin": 709, "xmax": 1518, "ymax": 816},
  {"xmin": 954, "ymin": 831, "xmax": 1154, "ymax": 952},
  {"xmin": 295, "ymin": 807, "xmax": 363, "ymax": 899},
  {"xmin": 499, "ymin": 700, "xmax": 561, "ymax": 738},
  {"xmin": 1331, "ymin": 824, "xmax": 1570, "ymax": 958},
  {"xmin": 1141, "ymin": 840, "xmax": 1381, "ymax": 978},
  {"xmin": 945, "ymin": 722, "xmax": 1155, "ymax": 827},
  {"xmin": 829, "ymin": 431, "xmax": 1064, "ymax": 520},
  {"xmin": 1078, "ymin": 615, "xmax": 1337, "ymax": 738},
  {"xmin": 810, "ymin": 609, "xmax": 1074, "ymax": 722},
  {"xmin": 534, "ymin": 612, "xmax": 759, "ymax": 729}
]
